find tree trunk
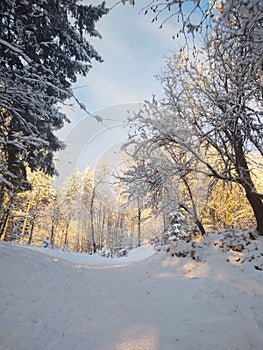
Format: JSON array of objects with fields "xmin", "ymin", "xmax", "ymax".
[
  {"xmin": 245, "ymin": 191, "xmax": 263, "ymax": 235},
  {"xmin": 195, "ymin": 219, "xmax": 206, "ymax": 236},
  {"xmin": 0, "ymin": 188, "xmax": 8, "ymax": 239},
  {"xmin": 50, "ymin": 221, "xmax": 56, "ymax": 246},
  {"xmin": 0, "ymin": 208, "xmax": 10, "ymax": 239},
  {"xmin": 163, "ymin": 213, "xmax": 168, "ymax": 231},
  {"xmin": 28, "ymin": 218, "xmax": 35, "ymax": 245},
  {"xmin": 0, "ymin": 187, "xmax": 5, "ymax": 213},
  {"xmin": 182, "ymin": 177, "xmax": 205, "ymax": 235},
  {"xmin": 1, "ymin": 214, "xmax": 10, "ymax": 240},
  {"xmin": 89, "ymin": 187, "xmax": 96, "ymax": 253},
  {"xmin": 64, "ymin": 222, "xmax": 69, "ymax": 248},
  {"xmin": 235, "ymin": 137, "xmax": 263, "ymax": 235},
  {"xmin": 137, "ymin": 207, "xmax": 141, "ymax": 247},
  {"xmin": 90, "ymin": 212, "xmax": 96, "ymax": 253},
  {"xmin": 22, "ymin": 199, "xmax": 32, "ymax": 236}
]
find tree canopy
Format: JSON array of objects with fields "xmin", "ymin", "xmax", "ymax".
[
  {"xmin": 0, "ymin": 0, "xmax": 108, "ymax": 206},
  {"xmin": 120, "ymin": 0, "xmax": 263, "ymax": 235}
]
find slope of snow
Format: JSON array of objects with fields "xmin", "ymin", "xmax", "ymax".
[
  {"xmin": 0, "ymin": 233, "xmax": 263, "ymax": 350},
  {"xmin": 17, "ymin": 243, "xmax": 155, "ymax": 267}
]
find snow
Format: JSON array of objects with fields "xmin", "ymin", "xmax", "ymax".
[
  {"xmin": 0, "ymin": 232, "xmax": 263, "ymax": 350},
  {"xmin": 18, "ymin": 243, "xmax": 155, "ymax": 266}
]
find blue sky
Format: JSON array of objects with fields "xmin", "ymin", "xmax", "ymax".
[
  {"xmin": 82, "ymin": 1, "xmax": 180, "ymax": 108},
  {"xmin": 55, "ymin": 0, "xmax": 183, "ymax": 185},
  {"xmin": 64, "ymin": 1, "xmax": 182, "ymax": 125}
]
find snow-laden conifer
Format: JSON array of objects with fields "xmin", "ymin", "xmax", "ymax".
[{"xmin": 0, "ymin": 0, "xmax": 108, "ymax": 222}]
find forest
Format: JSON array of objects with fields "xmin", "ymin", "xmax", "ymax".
[
  {"xmin": 0, "ymin": 161, "xmax": 261, "ymax": 255},
  {"xmin": 1, "ymin": 1, "xmax": 263, "ymax": 350},
  {"xmin": 1, "ymin": 0, "xmax": 263, "ymax": 253}
]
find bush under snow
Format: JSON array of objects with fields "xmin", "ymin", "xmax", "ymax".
[{"xmin": 156, "ymin": 228, "xmax": 263, "ymax": 271}]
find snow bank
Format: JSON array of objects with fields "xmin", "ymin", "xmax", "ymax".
[{"xmin": 7, "ymin": 242, "xmax": 155, "ymax": 267}]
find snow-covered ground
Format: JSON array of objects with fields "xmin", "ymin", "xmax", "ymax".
[{"xmin": 0, "ymin": 232, "xmax": 263, "ymax": 350}]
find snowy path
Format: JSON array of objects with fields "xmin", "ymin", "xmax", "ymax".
[{"xmin": 0, "ymin": 241, "xmax": 263, "ymax": 350}]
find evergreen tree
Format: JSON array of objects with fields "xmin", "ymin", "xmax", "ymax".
[{"xmin": 0, "ymin": 0, "xmax": 108, "ymax": 216}]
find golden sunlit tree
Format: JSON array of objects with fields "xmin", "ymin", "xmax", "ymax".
[
  {"xmin": 0, "ymin": 170, "xmax": 54, "ymax": 243},
  {"xmin": 59, "ymin": 168, "xmax": 80, "ymax": 249}
]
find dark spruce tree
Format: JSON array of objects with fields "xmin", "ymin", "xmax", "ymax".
[{"xmin": 0, "ymin": 0, "xmax": 108, "ymax": 235}]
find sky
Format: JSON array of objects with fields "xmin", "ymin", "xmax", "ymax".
[
  {"xmin": 74, "ymin": 0, "xmax": 181, "ymax": 113},
  {"xmin": 55, "ymin": 0, "xmax": 183, "ymax": 186}
]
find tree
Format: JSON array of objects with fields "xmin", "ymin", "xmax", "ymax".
[
  {"xmin": 180, "ymin": 30, "xmax": 263, "ymax": 233},
  {"xmin": 122, "ymin": 0, "xmax": 217, "ymax": 45},
  {"xmin": 78, "ymin": 166, "xmax": 94, "ymax": 251},
  {"xmin": 125, "ymin": 18, "xmax": 263, "ymax": 234},
  {"xmin": 0, "ymin": 0, "xmax": 108, "ymax": 211},
  {"xmin": 204, "ymin": 180, "xmax": 256, "ymax": 231},
  {"xmin": 59, "ymin": 168, "xmax": 80, "ymax": 248},
  {"xmin": 48, "ymin": 191, "xmax": 61, "ymax": 247},
  {"xmin": 124, "ymin": 0, "xmax": 263, "ymax": 89},
  {"xmin": 22, "ymin": 171, "xmax": 54, "ymax": 244},
  {"xmin": 77, "ymin": 165, "xmax": 105, "ymax": 253},
  {"xmin": 120, "ymin": 111, "xmax": 207, "ymax": 236},
  {"xmin": 0, "ymin": 169, "xmax": 55, "ymax": 242},
  {"xmin": 120, "ymin": 0, "xmax": 263, "ymax": 234},
  {"xmin": 123, "ymin": 1, "xmax": 262, "ymax": 46}
]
